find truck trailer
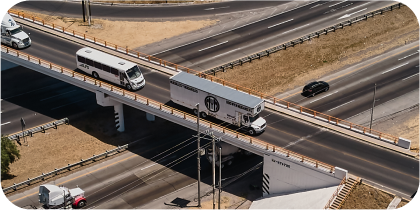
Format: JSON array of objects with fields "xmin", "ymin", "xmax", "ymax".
[
  {"xmin": 1, "ymin": 14, "xmax": 31, "ymax": 49},
  {"xmin": 169, "ymin": 72, "xmax": 266, "ymax": 135}
]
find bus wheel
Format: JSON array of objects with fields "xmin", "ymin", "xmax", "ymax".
[
  {"xmin": 92, "ymin": 72, "xmax": 99, "ymax": 79},
  {"xmin": 126, "ymin": 84, "xmax": 132, "ymax": 90},
  {"xmin": 12, "ymin": 42, "xmax": 18, "ymax": 49},
  {"xmin": 193, "ymin": 109, "xmax": 198, "ymax": 115}
]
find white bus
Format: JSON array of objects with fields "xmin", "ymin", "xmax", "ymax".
[{"xmin": 76, "ymin": 47, "xmax": 145, "ymax": 90}]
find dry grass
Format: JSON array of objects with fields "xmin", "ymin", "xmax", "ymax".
[
  {"xmin": 15, "ymin": 10, "xmax": 218, "ymax": 49},
  {"xmin": 341, "ymin": 183, "xmax": 394, "ymax": 209},
  {"xmin": 215, "ymin": 6, "xmax": 419, "ymax": 96}
]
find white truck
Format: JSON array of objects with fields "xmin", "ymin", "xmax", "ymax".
[
  {"xmin": 38, "ymin": 184, "xmax": 87, "ymax": 209},
  {"xmin": 1, "ymin": 14, "xmax": 31, "ymax": 49},
  {"xmin": 170, "ymin": 72, "xmax": 266, "ymax": 135}
]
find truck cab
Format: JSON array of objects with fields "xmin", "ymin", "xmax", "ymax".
[
  {"xmin": 1, "ymin": 14, "xmax": 31, "ymax": 49},
  {"xmin": 240, "ymin": 113, "xmax": 266, "ymax": 135}
]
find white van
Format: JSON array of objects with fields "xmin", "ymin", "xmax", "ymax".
[
  {"xmin": 1, "ymin": 14, "xmax": 31, "ymax": 49},
  {"xmin": 76, "ymin": 47, "xmax": 145, "ymax": 90}
]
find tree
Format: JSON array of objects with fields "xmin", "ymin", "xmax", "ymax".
[{"xmin": 1, "ymin": 135, "xmax": 20, "ymax": 178}]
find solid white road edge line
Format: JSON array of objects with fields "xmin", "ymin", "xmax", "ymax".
[
  {"xmin": 198, "ymin": 41, "xmax": 228, "ymax": 52},
  {"xmin": 310, "ymin": 91, "xmax": 338, "ymax": 103},
  {"xmin": 382, "ymin": 62, "xmax": 410, "ymax": 74},
  {"xmin": 402, "ymin": 73, "xmax": 419, "ymax": 81},
  {"xmin": 267, "ymin": 19, "xmax": 294, "ymax": 28},
  {"xmin": 213, "ymin": 47, "xmax": 241, "ymax": 58},
  {"xmin": 281, "ymin": 23, "xmax": 310, "ymax": 35},
  {"xmin": 328, "ymin": 100, "xmax": 355, "ymax": 112}
]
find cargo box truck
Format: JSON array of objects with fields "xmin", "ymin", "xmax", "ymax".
[
  {"xmin": 170, "ymin": 72, "xmax": 266, "ymax": 135},
  {"xmin": 1, "ymin": 14, "xmax": 31, "ymax": 49}
]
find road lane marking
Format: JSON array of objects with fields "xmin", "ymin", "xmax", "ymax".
[
  {"xmin": 310, "ymin": 91, "xmax": 338, "ymax": 103},
  {"xmin": 402, "ymin": 73, "xmax": 419, "ymax": 81},
  {"xmin": 214, "ymin": 47, "xmax": 241, "ymax": 58},
  {"xmin": 51, "ymin": 99, "xmax": 87, "ymax": 110},
  {"xmin": 327, "ymin": 100, "xmax": 354, "ymax": 112},
  {"xmin": 398, "ymin": 51, "xmax": 419, "ymax": 60},
  {"xmin": 40, "ymin": 90, "xmax": 77, "ymax": 101},
  {"xmin": 329, "ymin": 0, "xmax": 347, "ymax": 8},
  {"xmin": 346, "ymin": 2, "xmax": 371, "ymax": 11},
  {"xmin": 338, "ymin": 8, "xmax": 367, "ymax": 20},
  {"xmin": 267, "ymin": 19, "xmax": 293, "ymax": 28},
  {"xmin": 198, "ymin": 41, "xmax": 228, "ymax": 52},
  {"xmin": 204, "ymin": 6, "xmax": 229, "ymax": 11},
  {"xmin": 141, "ymin": 163, "xmax": 157, "ymax": 170},
  {"xmin": 1, "ymin": 122, "xmax": 11, "ymax": 126},
  {"xmin": 281, "ymin": 24, "xmax": 310, "ymax": 34},
  {"xmin": 3, "ymin": 85, "xmax": 55, "ymax": 100},
  {"xmin": 382, "ymin": 62, "xmax": 410, "ymax": 74}
]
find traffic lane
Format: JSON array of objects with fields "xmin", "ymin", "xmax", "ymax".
[
  {"xmin": 296, "ymin": 57, "xmax": 419, "ymax": 118},
  {"xmin": 287, "ymin": 131, "xmax": 419, "ymax": 196},
  {"xmin": 156, "ymin": 1, "xmax": 391, "ymax": 68},
  {"xmin": 14, "ymin": 1, "xmax": 290, "ymax": 20}
]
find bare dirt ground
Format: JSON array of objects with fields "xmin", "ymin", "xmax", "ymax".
[
  {"xmin": 15, "ymin": 10, "xmax": 218, "ymax": 49},
  {"xmin": 341, "ymin": 183, "xmax": 395, "ymax": 209}
]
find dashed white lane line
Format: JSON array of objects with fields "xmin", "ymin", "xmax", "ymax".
[
  {"xmin": 204, "ymin": 6, "xmax": 229, "ymax": 11},
  {"xmin": 1, "ymin": 122, "xmax": 11, "ymax": 126},
  {"xmin": 402, "ymin": 73, "xmax": 419, "ymax": 81},
  {"xmin": 328, "ymin": 100, "xmax": 355, "ymax": 112},
  {"xmin": 329, "ymin": 0, "xmax": 347, "ymax": 8},
  {"xmin": 382, "ymin": 62, "xmax": 410, "ymax": 74},
  {"xmin": 40, "ymin": 90, "xmax": 77, "ymax": 101},
  {"xmin": 310, "ymin": 91, "xmax": 338, "ymax": 103},
  {"xmin": 198, "ymin": 41, "xmax": 228, "ymax": 52},
  {"xmin": 346, "ymin": 2, "xmax": 371, "ymax": 11},
  {"xmin": 398, "ymin": 51, "xmax": 419, "ymax": 60},
  {"xmin": 141, "ymin": 163, "xmax": 157, "ymax": 170},
  {"xmin": 338, "ymin": 8, "xmax": 367, "ymax": 20},
  {"xmin": 281, "ymin": 24, "xmax": 310, "ymax": 35},
  {"xmin": 267, "ymin": 19, "xmax": 294, "ymax": 29}
]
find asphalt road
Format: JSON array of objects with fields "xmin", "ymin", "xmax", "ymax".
[
  {"xmin": 153, "ymin": 1, "xmax": 396, "ymax": 71},
  {"xmin": 283, "ymin": 45, "xmax": 419, "ymax": 119},
  {"xmin": 13, "ymin": 0, "xmax": 289, "ymax": 20},
  {"xmin": 3, "ymin": 22, "xmax": 418, "ymax": 202}
]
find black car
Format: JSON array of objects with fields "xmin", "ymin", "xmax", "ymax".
[{"xmin": 302, "ymin": 81, "xmax": 329, "ymax": 97}]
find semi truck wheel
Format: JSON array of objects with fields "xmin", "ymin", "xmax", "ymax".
[
  {"xmin": 200, "ymin": 112, "xmax": 207, "ymax": 118},
  {"xmin": 248, "ymin": 129, "xmax": 255, "ymax": 135},
  {"xmin": 92, "ymin": 72, "xmax": 99, "ymax": 79},
  {"xmin": 12, "ymin": 42, "xmax": 18, "ymax": 49},
  {"xmin": 77, "ymin": 200, "xmax": 86, "ymax": 208},
  {"xmin": 193, "ymin": 109, "xmax": 198, "ymax": 115}
]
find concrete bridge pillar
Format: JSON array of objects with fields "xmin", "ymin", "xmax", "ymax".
[
  {"xmin": 96, "ymin": 91, "xmax": 125, "ymax": 132},
  {"xmin": 146, "ymin": 113, "xmax": 155, "ymax": 122}
]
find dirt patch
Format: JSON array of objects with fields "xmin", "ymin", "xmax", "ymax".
[
  {"xmin": 1, "ymin": 105, "xmax": 188, "ymax": 191},
  {"xmin": 341, "ymin": 183, "xmax": 394, "ymax": 209},
  {"xmin": 214, "ymin": 6, "xmax": 419, "ymax": 96},
  {"xmin": 14, "ymin": 10, "xmax": 218, "ymax": 49}
]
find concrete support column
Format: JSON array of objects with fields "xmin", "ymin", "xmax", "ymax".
[
  {"xmin": 146, "ymin": 113, "xmax": 155, "ymax": 122},
  {"xmin": 114, "ymin": 103, "xmax": 125, "ymax": 132}
]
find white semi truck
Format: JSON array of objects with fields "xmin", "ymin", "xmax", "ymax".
[
  {"xmin": 1, "ymin": 14, "xmax": 31, "ymax": 49},
  {"xmin": 38, "ymin": 184, "xmax": 87, "ymax": 209},
  {"xmin": 170, "ymin": 72, "xmax": 266, "ymax": 135}
]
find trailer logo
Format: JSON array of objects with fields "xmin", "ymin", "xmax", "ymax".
[{"xmin": 205, "ymin": 96, "xmax": 219, "ymax": 112}]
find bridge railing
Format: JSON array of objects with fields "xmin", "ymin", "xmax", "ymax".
[
  {"xmin": 7, "ymin": 7, "xmax": 401, "ymax": 145},
  {"xmin": 2, "ymin": 45, "xmax": 336, "ymax": 178}
]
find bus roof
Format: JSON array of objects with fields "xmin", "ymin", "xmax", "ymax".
[{"xmin": 76, "ymin": 47, "xmax": 137, "ymax": 70}]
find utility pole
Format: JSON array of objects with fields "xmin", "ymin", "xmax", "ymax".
[
  {"xmin": 81, "ymin": 0, "xmax": 85, "ymax": 22},
  {"xmin": 218, "ymin": 145, "xmax": 222, "ymax": 209},
  {"xmin": 369, "ymin": 83, "xmax": 377, "ymax": 131},
  {"xmin": 88, "ymin": 0, "xmax": 92, "ymax": 25},
  {"xmin": 212, "ymin": 133, "xmax": 216, "ymax": 209},
  {"xmin": 196, "ymin": 103, "xmax": 201, "ymax": 208}
]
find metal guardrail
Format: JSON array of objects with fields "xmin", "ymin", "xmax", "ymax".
[
  {"xmin": 2, "ymin": 143, "xmax": 128, "ymax": 193},
  {"xmin": 6, "ymin": 5, "xmax": 404, "ymax": 146},
  {"xmin": 204, "ymin": 3, "xmax": 404, "ymax": 75},
  {"xmin": 1, "ymin": 45, "xmax": 336, "ymax": 185},
  {"xmin": 7, "ymin": 118, "xmax": 69, "ymax": 141}
]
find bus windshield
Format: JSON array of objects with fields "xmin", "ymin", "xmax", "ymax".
[
  {"xmin": 126, "ymin": 66, "xmax": 142, "ymax": 80},
  {"xmin": 9, "ymin": 27, "xmax": 23, "ymax": 35}
]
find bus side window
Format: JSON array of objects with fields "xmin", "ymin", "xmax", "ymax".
[
  {"xmin": 86, "ymin": 59, "xmax": 94, "ymax": 66},
  {"xmin": 102, "ymin": 65, "xmax": 111, "ymax": 73},
  {"xmin": 110, "ymin": 68, "xmax": 119, "ymax": 75},
  {"xmin": 77, "ymin": 56, "xmax": 86, "ymax": 64},
  {"xmin": 94, "ymin": 61, "xmax": 102, "ymax": 70}
]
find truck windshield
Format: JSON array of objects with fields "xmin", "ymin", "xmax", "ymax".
[
  {"xmin": 126, "ymin": 66, "xmax": 142, "ymax": 80},
  {"xmin": 249, "ymin": 114, "xmax": 259, "ymax": 123},
  {"xmin": 9, "ymin": 27, "xmax": 23, "ymax": 35}
]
